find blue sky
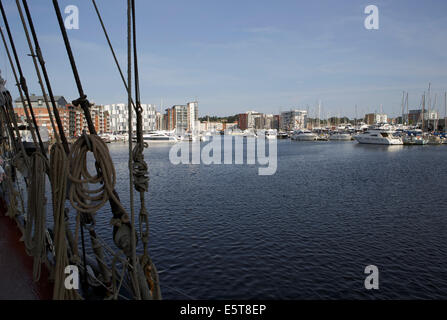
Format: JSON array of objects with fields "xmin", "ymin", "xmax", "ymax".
[{"xmin": 1, "ymin": 0, "xmax": 446, "ymax": 118}]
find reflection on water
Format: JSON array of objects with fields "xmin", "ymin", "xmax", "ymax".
[
  {"xmin": 89, "ymin": 139, "xmax": 447, "ymax": 299},
  {"xmin": 354, "ymin": 144, "xmax": 405, "ymax": 152}
]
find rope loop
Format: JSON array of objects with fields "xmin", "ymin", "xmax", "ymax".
[{"xmin": 68, "ymin": 134, "xmax": 127, "ymax": 215}]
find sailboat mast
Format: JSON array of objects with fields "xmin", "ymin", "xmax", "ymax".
[
  {"xmin": 406, "ymin": 92, "xmax": 409, "ymax": 125},
  {"xmin": 318, "ymin": 100, "xmax": 320, "ymax": 129},
  {"xmin": 401, "ymin": 91, "xmax": 405, "ymax": 126},
  {"xmin": 433, "ymin": 94, "xmax": 437, "ymax": 131},
  {"xmin": 422, "ymin": 93, "xmax": 425, "ymax": 132}
]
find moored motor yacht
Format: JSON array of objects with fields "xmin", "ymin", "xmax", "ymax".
[
  {"xmin": 353, "ymin": 129, "xmax": 403, "ymax": 145},
  {"xmin": 142, "ymin": 131, "xmax": 178, "ymax": 142},
  {"xmin": 329, "ymin": 131, "xmax": 352, "ymax": 141},
  {"xmin": 277, "ymin": 131, "xmax": 289, "ymax": 139},
  {"xmin": 242, "ymin": 130, "xmax": 257, "ymax": 138},
  {"xmin": 200, "ymin": 131, "xmax": 212, "ymax": 142},
  {"xmin": 265, "ymin": 129, "xmax": 277, "ymax": 139},
  {"xmin": 291, "ymin": 129, "xmax": 317, "ymax": 141}
]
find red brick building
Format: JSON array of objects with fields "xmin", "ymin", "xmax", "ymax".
[{"xmin": 238, "ymin": 113, "xmax": 248, "ymax": 130}]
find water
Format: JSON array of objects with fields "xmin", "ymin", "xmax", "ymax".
[{"xmin": 95, "ymin": 139, "xmax": 447, "ymax": 299}]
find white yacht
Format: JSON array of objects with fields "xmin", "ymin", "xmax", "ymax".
[
  {"xmin": 142, "ymin": 131, "xmax": 177, "ymax": 142},
  {"xmin": 353, "ymin": 129, "xmax": 403, "ymax": 145},
  {"xmin": 265, "ymin": 129, "xmax": 277, "ymax": 139},
  {"xmin": 242, "ymin": 129, "xmax": 257, "ymax": 137},
  {"xmin": 200, "ymin": 131, "xmax": 212, "ymax": 142},
  {"xmin": 291, "ymin": 129, "xmax": 317, "ymax": 141},
  {"xmin": 277, "ymin": 131, "xmax": 289, "ymax": 139},
  {"xmin": 114, "ymin": 133, "xmax": 129, "ymax": 141},
  {"xmin": 329, "ymin": 132, "xmax": 352, "ymax": 141}
]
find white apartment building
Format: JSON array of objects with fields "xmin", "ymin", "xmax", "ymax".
[
  {"xmin": 104, "ymin": 103, "xmax": 156, "ymax": 133},
  {"xmin": 280, "ymin": 110, "xmax": 307, "ymax": 130},
  {"xmin": 246, "ymin": 111, "xmax": 262, "ymax": 129},
  {"xmin": 187, "ymin": 101, "xmax": 199, "ymax": 132},
  {"xmin": 375, "ymin": 113, "xmax": 388, "ymax": 124}
]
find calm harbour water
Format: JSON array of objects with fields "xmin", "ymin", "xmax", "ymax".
[{"xmin": 94, "ymin": 139, "xmax": 447, "ymax": 299}]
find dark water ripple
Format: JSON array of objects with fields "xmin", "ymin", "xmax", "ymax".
[{"xmin": 87, "ymin": 140, "xmax": 447, "ymax": 299}]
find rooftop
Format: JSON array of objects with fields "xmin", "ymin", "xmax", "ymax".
[{"xmin": 14, "ymin": 94, "xmax": 66, "ymax": 104}]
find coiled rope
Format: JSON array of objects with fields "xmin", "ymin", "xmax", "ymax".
[{"xmin": 68, "ymin": 135, "xmax": 127, "ymax": 216}]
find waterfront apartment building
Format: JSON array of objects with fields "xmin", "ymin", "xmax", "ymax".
[
  {"xmin": 14, "ymin": 94, "xmax": 72, "ymax": 138},
  {"xmin": 238, "ymin": 113, "xmax": 248, "ymax": 130},
  {"xmin": 238, "ymin": 111, "xmax": 262, "ymax": 130},
  {"xmin": 407, "ymin": 109, "xmax": 438, "ymax": 125},
  {"xmin": 255, "ymin": 115, "xmax": 266, "ymax": 130},
  {"xmin": 162, "ymin": 101, "xmax": 199, "ymax": 134},
  {"xmin": 166, "ymin": 105, "xmax": 188, "ymax": 133},
  {"xmin": 104, "ymin": 103, "xmax": 156, "ymax": 133},
  {"xmin": 200, "ymin": 121, "xmax": 223, "ymax": 132},
  {"xmin": 254, "ymin": 114, "xmax": 280, "ymax": 130},
  {"xmin": 280, "ymin": 110, "xmax": 307, "ymax": 131},
  {"xmin": 187, "ymin": 101, "xmax": 199, "ymax": 131},
  {"xmin": 66, "ymin": 104, "xmax": 110, "ymax": 136},
  {"xmin": 223, "ymin": 122, "xmax": 238, "ymax": 130},
  {"xmin": 91, "ymin": 104, "xmax": 110, "ymax": 134},
  {"xmin": 155, "ymin": 112, "xmax": 165, "ymax": 130},
  {"xmin": 364, "ymin": 113, "xmax": 388, "ymax": 125}
]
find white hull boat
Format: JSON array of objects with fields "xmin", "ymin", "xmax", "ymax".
[
  {"xmin": 329, "ymin": 132, "xmax": 352, "ymax": 141},
  {"xmin": 265, "ymin": 129, "xmax": 277, "ymax": 140},
  {"xmin": 353, "ymin": 129, "xmax": 403, "ymax": 145},
  {"xmin": 142, "ymin": 131, "xmax": 178, "ymax": 142},
  {"xmin": 291, "ymin": 130, "xmax": 317, "ymax": 141}
]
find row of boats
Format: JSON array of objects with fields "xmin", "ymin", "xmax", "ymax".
[
  {"xmin": 101, "ymin": 129, "xmax": 277, "ymax": 143},
  {"xmin": 289, "ymin": 127, "xmax": 447, "ymax": 145},
  {"xmin": 91, "ymin": 125, "xmax": 447, "ymax": 146}
]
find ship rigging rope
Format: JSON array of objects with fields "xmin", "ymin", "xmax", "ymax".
[
  {"xmin": 91, "ymin": 2, "xmax": 156, "ymax": 295},
  {"xmin": 15, "ymin": 0, "xmax": 60, "ymax": 145},
  {"xmin": 1, "ymin": 91, "xmax": 29, "ymax": 222},
  {"xmin": 0, "ymin": 87, "xmax": 31, "ymax": 173},
  {"xmin": 130, "ymin": 0, "xmax": 161, "ymax": 299},
  {"xmin": 50, "ymin": 143, "xmax": 80, "ymax": 300},
  {"xmin": 21, "ymin": 0, "xmax": 70, "ymax": 154},
  {"xmin": 126, "ymin": 0, "xmax": 141, "ymax": 300},
  {"xmin": 0, "ymin": 94, "xmax": 19, "ymax": 154},
  {"xmin": 3, "ymin": 168, "xmax": 19, "ymax": 218},
  {"xmin": 52, "ymin": 0, "xmax": 148, "ymax": 299},
  {"xmin": 0, "ymin": 1, "xmax": 46, "ymax": 156},
  {"xmin": 24, "ymin": 152, "xmax": 48, "ymax": 281},
  {"xmin": 91, "ymin": 0, "xmax": 136, "ymax": 112},
  {"xmin": 0, "ymin": 106, "xmax": 20, "ymax": 219}
]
